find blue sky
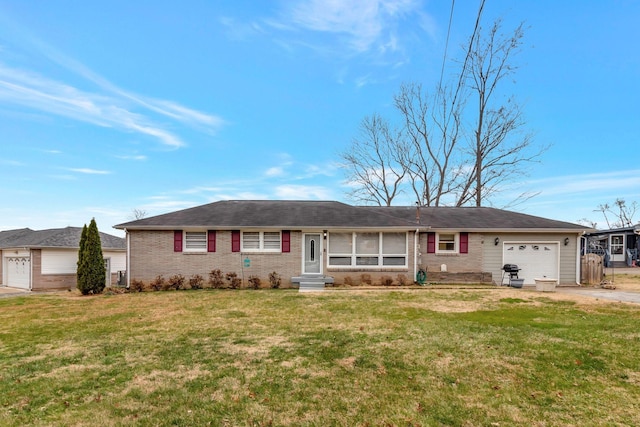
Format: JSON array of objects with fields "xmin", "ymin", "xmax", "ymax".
[{"xmin": 1, "ymin": 0, "xmax": 638, "ymax": 237}]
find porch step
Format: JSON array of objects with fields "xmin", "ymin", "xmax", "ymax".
[
  {"xmin": 299, "ymin": 282, "xmax": 326, "ymax": 292},
  {"xmin": 291, "ymin": 275, "xmax": 334, "ymax": 293}
]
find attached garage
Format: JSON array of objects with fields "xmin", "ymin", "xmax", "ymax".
[
  {"xmin": 5, "ymin": 255, "xmax": 31, "ymax": 290},
  {"xmin": 503, "ymin": 241, "xmax": 559, "ymax": 285}
]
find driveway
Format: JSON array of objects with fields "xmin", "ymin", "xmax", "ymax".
[
  {"xmin": 556, "ymin": 287, "xmax": 640, "ymax": 304},
  {"xmin": 0, "ymin": 287, "xmax": 29, "ymax": 298}
]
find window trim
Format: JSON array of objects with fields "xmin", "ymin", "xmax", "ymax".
[
  {"xmin": 436, "ymin": 232, "xmax": 459, "ymax": 254},
  {"xmin": 184, "ymin": 231, "xmax": 208, "ymax": 253},
  {"xmin": 241, "ymin": 231, "xmax": 282, "ymax": 252},
  {"xmin": 328, "ymin": 231, "xmax": 408, "ymax": 268}
]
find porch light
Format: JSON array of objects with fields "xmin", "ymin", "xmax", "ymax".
[
  {"xmin": 494, "ymin": 237, "xmax": 500, "ymax": 246},
  {"xmin": 564, "ymin": 237, "xmax": 570, "ymax": 246}
]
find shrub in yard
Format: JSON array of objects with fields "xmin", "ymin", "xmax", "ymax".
[
  {"xmin": 396, "ymin": 274, "xmax": 409, "ymax": 286},
  {"xmin": 268, "ymin": 271, "xmax": 281, "ymax": 289},
  {"xmin": 226, "ymin": 272, "xmax": 242, "ymax": 289},
  {"xmin": 360, "ymin": 274, "xmax": 372, "ymax": 285},
  {"xmin": 248, "ymin": 275, "xmax": 261, "ymax": 289},
  {"xmin": 150, "ymin": 275, "xmax": 166, "ymax": 291},
  {"xmin": 130, "ymin": 279, "xmax": 146, "ymax": 292},
  {"xmin": 344, "ymin": 276, "xmax": 354, "ymax": 286},
  {"xmin": 189, "ymin": 274, "xmax": 204, "ymax": 290},
  {"xmin": 168, "ymin": 274, "xmax": 185, "ymax": 290},
  {"xmin": 208, "ymin": 269, "xmax": 225, "ymax": 289},
  {"xmin": 380, "ymin": 275, "xmax": 394, "ymax": 286}
]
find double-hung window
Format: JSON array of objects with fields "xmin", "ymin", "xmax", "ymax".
[
  {"xmin": 242, "ymin": 231, "xmax": 281, "ymax": 252},
  {"xmin": 184, "ymin": 231, "xmax": 207, "ymax": 252},
  {"xmin": 437, "ymin": 233, "xmax": 457, "ymax": 253},
  {"xmin": 328, "ymin": 232, "xmax": 407, "ymax": 268}
]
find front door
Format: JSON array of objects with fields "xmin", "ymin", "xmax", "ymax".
[
  {"xmin": 303, "ymin": 233, "xmax": 322, "ymax": 275},
  {"xmin": 610, "ymin": 234, "xmax": 625, "ymax": 262}
]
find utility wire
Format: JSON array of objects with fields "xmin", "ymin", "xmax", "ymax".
[{"xmin": 438, "ymin": 0, "xmax": 456, "ymax": 92}]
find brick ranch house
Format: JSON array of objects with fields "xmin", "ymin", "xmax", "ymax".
[
  {"xmin": 0, "ymin": 227, "xmax": 126, "ymax": 291},
  {"xmin": 114, "ymin": 200, "xmax": 588, "ymax": 290}
]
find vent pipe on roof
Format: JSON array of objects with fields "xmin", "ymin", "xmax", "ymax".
[{"xmin": 415, "ymin": 201, "xmax": 420, "ymax": 224}]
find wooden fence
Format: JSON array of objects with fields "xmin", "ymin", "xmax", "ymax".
[{"xmin": 581, "ymin": 253, "xmax": 604, "ymax": 285}]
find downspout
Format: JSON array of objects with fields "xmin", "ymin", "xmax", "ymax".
[
  {"xmin": 414, "ymin": 229, "xmax": 419, "ymax": 282},
  {"xmin": 29, "ymin": 248, "xmax": 33, "ymax": 291},
  {"xmin": 125, "ymin": 228, "xmax": 130, "ymax": 288},
  {"xmin": 576, "ymin": 232, "xmax": 584, "ymax": 286}
]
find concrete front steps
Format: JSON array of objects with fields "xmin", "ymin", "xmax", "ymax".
[{"xmin": 291, "ymin": 275, "xmax": 334, "ymax": 292}]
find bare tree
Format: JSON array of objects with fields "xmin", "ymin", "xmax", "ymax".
[
  {"xmin": 131, "ymin": 209, "xmax": 147, "ymax": 220},
  {"xmin": 595, "ymin": 199, "xmax": 638, "ymax": 229},
  {"xmin": 340, "ymin": 114, "xmax": 408, "ymax": 206},
  {"xmin": 459, "ymin": 19, "xmax": 544, "ymax": 207},
  {"xmin": 342, "ymin": 15, "xmax": 546, "ymax": 208},
  {"xmin": 394, "ymin": 82, "xmax": 465, "ymax": 206}
]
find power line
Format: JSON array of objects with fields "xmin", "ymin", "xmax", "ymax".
[{"xmin": 438, "ymin": 0, "xmax": 456, "ymax": 91}]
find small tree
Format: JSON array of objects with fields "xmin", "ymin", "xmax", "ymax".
[
  {"xmin": 76, "ymin": 224, "xmax": 88, "ymax": 290},
  {"xmin": 77, "ymin": 218, "xmax": 106, "ymax": 295}
]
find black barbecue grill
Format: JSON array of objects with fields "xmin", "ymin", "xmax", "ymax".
[{"xmin": 501, "ymin": 264, "xmax": 521, "ymax": 286}]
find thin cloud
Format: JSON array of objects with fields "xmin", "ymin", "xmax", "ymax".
[
  {"xmin": 0, "ymin": 22, "xmax": 225, "ymax": 148},
  {"xmin": 279, "ymin": 0, "xmax": 428, "ymax": 54},
  {"xmin": 275, "ymin": 184, "xmax": 333, "ymax": 200},
  {"xmin": 66, "ymin": 168, "xmax": 111, "ymax": 175},
  {"xmin": 0, "ymin": 64, "xmax": 186, "ymax": 148}
]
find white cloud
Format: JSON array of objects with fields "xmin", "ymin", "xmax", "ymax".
[
  {"xmin": 66, "ymin": 168, "xmax": 111, "ymax": 175},
  {"xmin": 265, "ymin": 166, "xmax": 285, "ymax": 177},
  {"xmin": 280, "ymin": 0, "xmax": 428, "ymax": 54},
  {"xmin": 275, "ymin": 184, "xmax": 333, "ymax": 199}
]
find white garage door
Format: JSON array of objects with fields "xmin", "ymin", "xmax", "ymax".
[
  {"xmin": 503, "ymin": 242, "xmax": 559, "ymax": 285},
  {"xmin": 6, "ymin": 256, "xmax": 31, "ymax": 289}
]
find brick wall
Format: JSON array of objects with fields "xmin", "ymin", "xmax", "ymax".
[
  {"xmin": 418, "ymin": 232, "xmax": 484, "ymax": 273},
  {"xmin": 129, "ymin": 230, "xmax": 303, "ymax": 287}
]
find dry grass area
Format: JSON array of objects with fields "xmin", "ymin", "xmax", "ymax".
[{"xmin": 1, "ymin": 285, "xmax": 640, "ymax": 426}]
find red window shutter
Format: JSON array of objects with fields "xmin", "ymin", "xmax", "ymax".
[
  {"xmin": 282, "ymin": 230, "xmax": 290, "ymax": 253},
  {"xmin": 427, "ymin": 232, "xmax": 436, "ymax": 254},
  {"xmin": 460, "ymin": 232, "xmax": 469, "ymax": 254},
  {"xmin": 207, "ymin": 230, "xmax": 216, "ymax": 252},
  {"xmin": 231, "ymin": 230, "xmax": 240, "ymax": 252},
  {"xmin": 174, "ymin": 230, "xmax": 183, "ymax": 252}
]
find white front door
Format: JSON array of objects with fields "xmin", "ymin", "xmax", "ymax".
[
  {"xmin": 610, "ymin": 234, "xmax": 625, "ymax": 262},
  {"xmin": 303, "ymin": 233, "xmax": 322, "ymax": 275}
]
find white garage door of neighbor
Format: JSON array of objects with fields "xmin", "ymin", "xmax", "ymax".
[
  {"xmin": 6, "ymin": 256, "xmax": 31, "ymax": 289},
  {"xmin": 503, "ymin": 242, "xmax": 559, "ymax": 285}
]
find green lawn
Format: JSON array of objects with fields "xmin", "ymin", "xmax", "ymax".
[{"xmin": 1, "ymin": 288, "xmax": 639, "ymax": 426}]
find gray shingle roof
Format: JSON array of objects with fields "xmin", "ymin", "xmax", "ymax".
[
  {"xmin": 0, "ymin": 227, "xmax": 125, "ymax": 250},
  {"xmin": 115, "ymin": 200, "xmax": 587, "ymax": 232}
]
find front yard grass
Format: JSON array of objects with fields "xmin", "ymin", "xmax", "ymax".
[{"xmin": 1, "ymin": 288, "xmax": 639, "ymax": 426}]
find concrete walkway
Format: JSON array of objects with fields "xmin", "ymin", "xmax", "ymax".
[{"xmin": 0, "ymin": 287, "xmax": 29, "ymax": 298}]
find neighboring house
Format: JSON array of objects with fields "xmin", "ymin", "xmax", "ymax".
[
  {"xmin": 0, "ymin": 227, "xmax": 126, "ymax": 291},
  {"xmin": 114, "ymin": 200, "xmax": 588, "ymax": 289},
  {"xmin": 583, "ymin": 225, "xmax": 640, "ymax": 267}
]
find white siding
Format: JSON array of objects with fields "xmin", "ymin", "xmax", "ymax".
[
  {"xmin": 482, "ymin": 233, "xmax": 580, "ymax": 285},
  {"xmin": 42, "ymin": 249, "xmax": 78, "ymax": 274},
  {"xmin": 104, "ymin": 251, "xmax": 126, "ymax": 272}
]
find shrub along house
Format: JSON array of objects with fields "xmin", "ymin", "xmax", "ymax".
[
  {"xmin": 0, "ymin": 227, "xmax": 126, "ymax": 291},
  {"xmin": 114, "ymin": 200, "xmax": 588, "ymax": 290}
]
